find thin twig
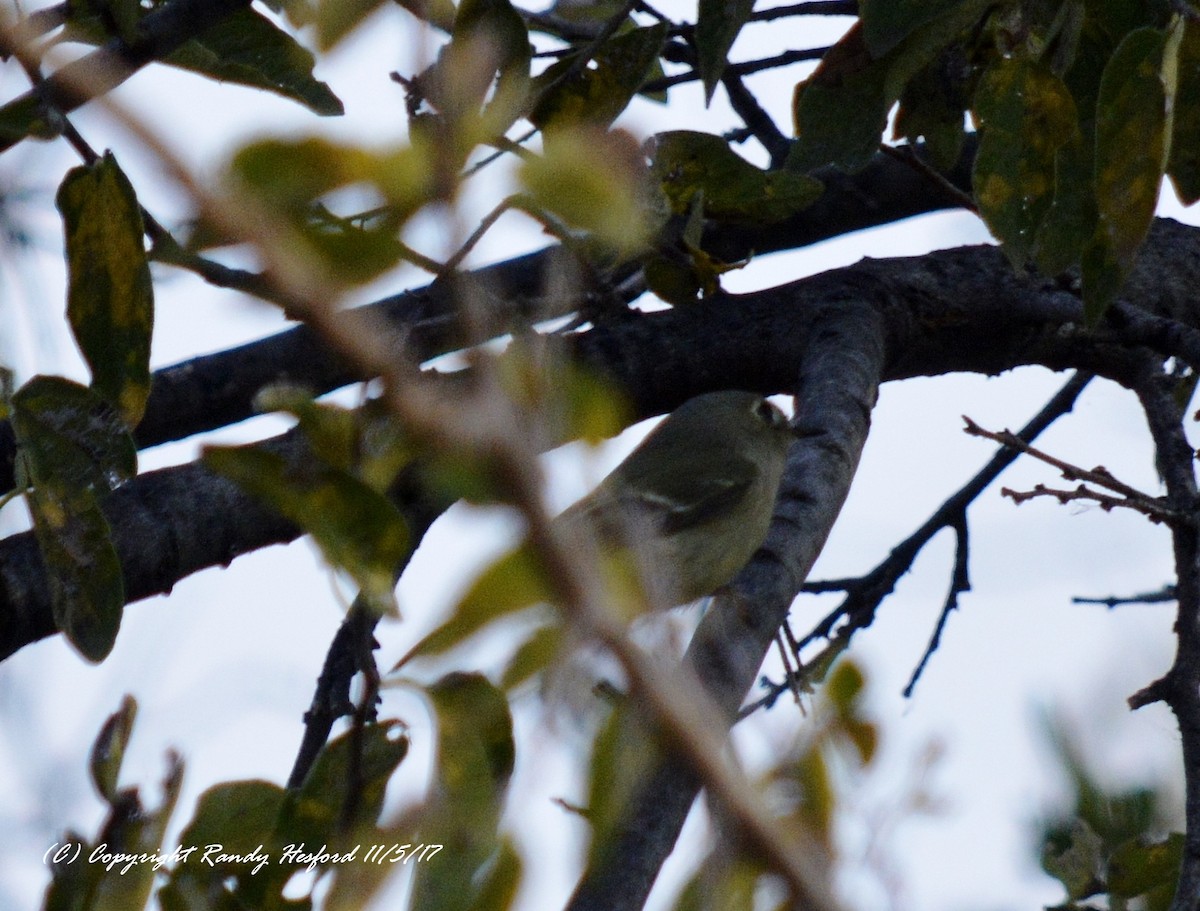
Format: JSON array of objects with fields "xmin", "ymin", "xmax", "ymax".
[
  {"xmin": 746, "ymin": 372, "xmax": 1093, "ymax": 714},
  {"xmin": 1073, "ymin": 584, "xmax": 1177, "ymax": 607},
  {"xmin": 643, "ymin": 48, "xmax": 827, "ymax": 93},
  {"xmin": 903, "ymin": 514, "xmax": 969, "ymax": 697},
  {"xmin": 879, "ymin": 143, "xmax": 976, "ymax": 212}
]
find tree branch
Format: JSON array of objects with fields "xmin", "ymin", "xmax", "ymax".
[
  {"xmin": 6, "ymin": 222, "xmax": 1200, "ymax": 660},
  {"xmin": 566, "ymin": 298, "xmax": 885, "ymax": 911}
]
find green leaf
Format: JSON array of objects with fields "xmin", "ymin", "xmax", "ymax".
[
  {"xmin": 519, "ymin": 127, "xmax": 654, "ymax": 256},
  {"xmin": 314, "ymin": 0, "xmax": 386, "ymax": 50},
  {"xmin": 204, "ymin": 445, "xmax": 409, "ymax": 613},
  {"xmin": 409, "ymin": 673, "xmax": 515, "ymax": 911},
  {"xmin": 972, "ymin": 57, "xmax": 1079, "ymax": 264},
  {"xmin": 1169, "ymin": 21, "xmax": 1200, "ymax": 204},
  {"xmin": 1042, "ymin": 818, "xmax": 1106, "ymax": 900},
  {"xmin": 893, "ymin": 54, "xmax": 970, "ymax": 171},
  {"xmin": 27, "ymin": 484, "xmax": 125, "ymax": 662},
  {"xmin": 282, "ymin": 721, "xmax": 409, "ymax": 841},
  {"xmin": 56, "ymin": 153, "xmax": 154, "ymax": 427},
  {"xmin": 90, "ymin": 696, "xmax": 137, "ymax": 803},
  {"xmin": 178, "ymin": 780, "xmax": 287, "ymax": 862},
  {"xmin": 468, "ymin": 838, "xmax": 522, "ymax": 911},
  {"xmin": 531, "ymin": 24, "xmax": 668, "ymax": 131},
  {"xmin": 1108, "ymin": 834, "xmax": 1185, "ymax": 901},
  {"xmin": 652, "ymin": 131, "xmax": 822, "ymax": 222},
  {"xmin": 500, "ymin": 622, "xmax": 564, "ymax": 690},
  {"xmin": 416, "ymin": 0, "xmax": 530, "ymax": 141},
  {"xmin": 695, "ymin": 0, "xmax": 753, "ymax": 103},
  {"xmin": 790, "ymin": 4, "xmax": 990, "ymax": 173},
  {"xmin": 826, "ymin": 660, "xmax": 864, "ymax": 715},
  {"xmin": 859, "ymin": 0, "xmax": 964, "ymax": 57},
  {"xmin": 12, "ymin": 376, "xmax": 136, "ymax": 497},
  {"xmin": 1084, "ymin": 25, "xmax": 1172, "ymax": 321},
  {"xmin": 167, "ymin": 8, "xmax": 343, "ymax": 115},
  {"xmin": 229, "ymin": 137, "xmax": 436, "ymax": 283},
  {"xmin": 12, "ymin": 376, "xmax": 135, "ymax": 662},
  {"xmin": 403, "ymin": 544, "xmax": 550, "ymax": 662}
]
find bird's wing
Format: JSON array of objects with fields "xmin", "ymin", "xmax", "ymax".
[{"xmin": 628, "ymin": 450, "xmax": 759, "ymax": 535}]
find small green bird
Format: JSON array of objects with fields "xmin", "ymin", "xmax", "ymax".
[{"xmin": 557, "ymin": 390, "xmax": 794, "ymax": 608}]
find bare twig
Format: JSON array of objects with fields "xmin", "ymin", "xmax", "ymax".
[
  {"xmin": 965, "ymin": 415, "xmax": 1186, "ymax": 525},
  {"xmin": 643, "ymin": 48, "xmax": 828, "ymax": 93},
  {"xmin": 903, "ymin": 514, "xmax": 969, "ymax": 696},
  {"xmin": 879, "ymin": 143, "xmax": 977, "ymax": 212},
  {"xmin": 745, "ymin": 372, "xmax": 1093, "ymax": 714},
  {"xmin": 1073, "ymin": 584, "xmax": 1177, "ymax": 607}
]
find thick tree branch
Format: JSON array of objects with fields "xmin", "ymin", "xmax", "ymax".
[
  {"xmin": 1128, "ymin": 367, "xmax": 1200, "ymax": 911},
  {"xmin": 0, "ymin": 143, "xmax": 975, "ymax": 497},
  {"xmin": 5, "ymin": 221, "xmax": 1200, "ymax": 660},
  {"xmin": 566, "ymin": 298, "xmax": 885, "ymax": 911}
]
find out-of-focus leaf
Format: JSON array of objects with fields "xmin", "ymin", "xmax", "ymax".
[
  {"xmin": 178, "ymin": 780, "xmax": 287, "ymax": 862},
  {"xmin": 1042, "ymin": 818, "xmax": 1106, "ymax": 900},
  {"xmin": 314, "ymin": 0, "xmax": 386, "ymax": 49},
  {"xmin": 520, "ymin": 126, "xmax": 654, "ymax": 256},
  {"xmin": 652, "ymin": 131, "xmax": 822, "ymax": 222},
  {"xmin": 894, "ymin": 52, "xmax": 971, "ymax": 170},
  {"xmin": 532, "ymin": 24, "xmax": 667, "ymax": 130},
  {"xmin": 583, "ymin": 699, "xmax": 669, "ymax": 868},
  {"xmin": 204, "ymin": 445, "xmax": 409, "ymax": 613},
  {"xmin": 229, "ymin": 136, "xmax": 435, "ymax": 283},
  {"xmin": 1108, "ymin": 834, "xmax": 1185, "ymax": 901},
  {"xmin": 409, "ymin": 673, "xmax": 514, "ymax": 911},
  {"xmin": 90, "ymin": 696, "xmax": 137, "ymax": 803},
  {"xmin": 825, "ymin": 660, "xmax": 864, "ymax": 714},
  {"xmin": 47, "ymin": 746, "xmax": 183, "ymax": 911},
  {"xmin": 283, "ymin": 721, "xmax": 409, "ymax": 841},
  {"xmin": 794, "ymin": 746, "xmax": 834, "ymax": 846},
  {"xmin": 695, "ymin": 0, "xmax": 753, "ymax": 103},
  {"xmin": 500, "ymin": 622, "xmax": 564, "ymax": 690},
  {"xmin": 403, "ymin": 544, "xmax": 550, "ymax": 661},
  {"xmin": 1084, "ymin": 25, "xmax": 1172, "ymax": 322},
  {"xmin": 972, "ymin": 57, "xmax": 1078, "ymax": 264},
  {"xmin": 56, "ymin": 153, "xmax": 154, "ymax": 427},
  {"xmin": 414, "ymin": 0, "xmax": 530, "ymax": 143},
  {"xmin": 467, "ymin": 838, "xmax": 522, "ymax": 911}
]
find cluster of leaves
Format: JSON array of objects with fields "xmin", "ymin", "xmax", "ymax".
[
  {"xmin": 44, "ymin": 673, "xmax": 518, "ymax": 911},
  {"xmin": 793, "ymin": 0, "xmax": 1198, "ymax": 319},
  {"xmin": 1038, "ymin": 718, "xmax": 1183, "ymax": 911},
  {"xmin": 45, "ymin": 659, "xmax": 889, "ymax": 911}
]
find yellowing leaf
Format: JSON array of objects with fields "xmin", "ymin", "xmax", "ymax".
[
  {"xmin": 520, "ymin": 127, "xmax": 654, "ymax": 256},
  {"xmin": 972, "ymin": 58, "xmax": 1079, "ymax": 264},
  {"xmin": 652, "ymin": 131, "xmax": 822, "ymax": 223},
  {"xmin": 204, "ymin": 445, "xmax": 408, "ymax": 613},
  {"xmin": 56, "ymin": 153, "xmax": 154, "ymax": 427}
]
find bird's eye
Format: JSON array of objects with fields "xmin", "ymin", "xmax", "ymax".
[{"xmin": 755, "ymin": 398, "xmax": 786, "ymax": 428}]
